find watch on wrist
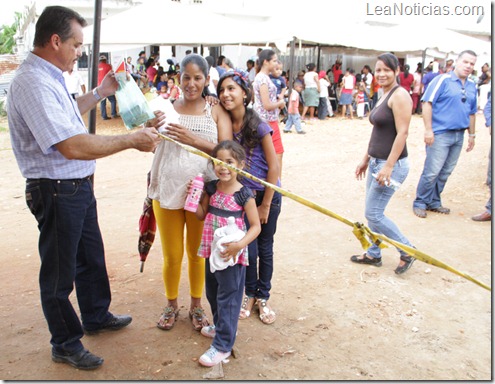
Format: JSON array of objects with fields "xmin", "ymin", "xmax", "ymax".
[{"xmin": 92, "ymin": 87, "xmax": 102, "ymax": 101}]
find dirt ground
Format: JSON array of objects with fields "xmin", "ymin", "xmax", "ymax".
[{"xmin": 0, "ymin": 110, "xmax": 491, "ymax": 381}]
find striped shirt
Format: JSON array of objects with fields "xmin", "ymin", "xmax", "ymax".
[
  {"xmin": 8, "ymin": 52, "xmax": 94, "ymax": 179},
  {"xmin": 421, "ymin": 71, "xmax": 477, "ymax": 135}
]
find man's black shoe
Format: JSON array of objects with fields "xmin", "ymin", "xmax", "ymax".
[
  {"xmin": 84, "ymin": 314, "xmax": 132, "ymax": 335},
  {"xmin": 52, "ymin": 348, "xmax": 103, "ymax": 370}
]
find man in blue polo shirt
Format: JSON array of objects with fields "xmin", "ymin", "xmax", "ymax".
[{"xmin": 413, "ymin": 50, "xmax": 477, "ymax": 218}]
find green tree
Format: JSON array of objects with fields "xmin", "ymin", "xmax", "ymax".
[{"xmin": 0, "ymin": 12, "xmax": 21, "ymax": 54}]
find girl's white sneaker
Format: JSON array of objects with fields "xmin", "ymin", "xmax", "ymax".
[
  {"xmin": 199, "ymin": 346, "xmax": 231, "ymax": 367},
  {"xmin": 200, "ymin": 325, "xmax": 216, "ymax": 338}
]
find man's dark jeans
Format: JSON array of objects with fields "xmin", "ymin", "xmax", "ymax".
[{"xmin": 26, "ymin": 177, "xmax": 111, "ymax": 354}]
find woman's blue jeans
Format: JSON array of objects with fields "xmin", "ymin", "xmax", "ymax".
[
  {"xmin": 244, "ymin": 190, "xmax": 281, "ymax": 300},
  {"xmin": 365, "ymin": 157, "xmax": 414, "ymax": 259}
]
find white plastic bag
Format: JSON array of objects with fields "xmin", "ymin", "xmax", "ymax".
[
  {"xmin": 210, "ymin": 217, "xmax": 245, "ymax": 273},
  {"xmin": 147, "ymin": 96, "xmax": 180, "ymax": 133}
]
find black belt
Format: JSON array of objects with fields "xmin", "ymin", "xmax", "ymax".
[
  {"xmin": 207, "ymin": 205, "xmax": 243, "ymax": 218},
  {"xmin": 26, "ymin": 175, "xmax": 93, "ymax": 184}
]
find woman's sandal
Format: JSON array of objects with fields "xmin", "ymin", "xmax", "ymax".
[
  {"xmin": 256, "ymin": 298, "xmax": 276, "ymax": 325},
  {"xmin": 189, "ymin": 307, "xmax": 209, "ymax": 331},
  {"xmin": 350, "ymin": 253, "xmax": 382, "ymax": 267},
  {"xmin": 239, "ymin": 296, "xmax": 255, "ymax": 320},
  {"xmin": 157, "ymin": 306, "xmax": 179, "ymax": 331},
  {"xmin": 395, "ymin": 255, "xmax": 416, "ymax": 275}
]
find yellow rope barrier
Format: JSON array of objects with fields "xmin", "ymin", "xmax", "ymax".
[{"xmin": 157, "ymin": 132, "xmax": 491, "ymax": 292}]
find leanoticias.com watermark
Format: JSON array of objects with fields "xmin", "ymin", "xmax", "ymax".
[{"xmin": 366, "ymin": 2, "xmax": 485, "ymax": 22}]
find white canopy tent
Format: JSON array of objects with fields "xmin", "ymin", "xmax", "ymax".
[
  {"xmin": 84, "ymin": 2, "xmax": 490, "ymax": 75},
  {"xmin": 85, "ymin": 1, "xmax": 491, "ymax": 56},
  {"xmin": 242, "ymin": 12, "xmax": 490, "ymax": 86},
  {"xmin": 358, "ymin": 24, "xmax": 490, "ymax": 57},
  {"xmin": 87, "ymin": 0, "xmax": 492, "ymax": 51},
  {"xmin": 83, "ymin": 2, "xmax": 263, "ymax": 51},
  {"xmin": 246, "ymin": 11, "xmax": 491, "ymax": 57}
]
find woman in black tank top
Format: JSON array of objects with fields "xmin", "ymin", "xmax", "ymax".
[{"xmin": 350, "ymin": 53, "xmax": 416, "ymax": 275}]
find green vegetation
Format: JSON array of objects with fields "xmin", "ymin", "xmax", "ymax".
[
  {"xmin": 0, "ymin": 12, "xmax": 21, "ymax": 54},
  {"xmin": 0, "ymin": 99, "xmax": 6, "ymax": 117},
  {"xmin": 0, "ymin": 101, "xmax": 8, "ymax": 131}
]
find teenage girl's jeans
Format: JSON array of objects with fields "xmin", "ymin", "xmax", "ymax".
[
  {"xmin": 25, "ymin": 177, "xmax": 111, "ymax": 354},
  {"xmin": 413, "ymin": 130, "xmax": 464, "ymax": 210},
  {"xmin": 365, "ymin": 157, "xmax": 414, "ymax": 259},
  {"xmin": 244, "ymin": 190, "xmax": 281, "ymax": 300}
]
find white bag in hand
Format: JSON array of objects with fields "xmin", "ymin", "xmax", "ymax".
[
  {"xmin": 147, "ymin": 97, "xmax": 180, "ymax": 133},
  {"xmin": 210, "ymin": 217, "xmax": 245, "ymax": 273}
]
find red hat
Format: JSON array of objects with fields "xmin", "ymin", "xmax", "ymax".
[{"xmin": 318, "ymin": 70, "xmax": 326, "ymax": 79}]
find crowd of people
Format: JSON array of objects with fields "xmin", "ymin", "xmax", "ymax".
[
  {"xmin": 6, "ymin": 5, "xmax": 491, "ymax": 375},
  {"xmin": 99, "ymin": 43, "xmax": 492, "ymax": 129}
]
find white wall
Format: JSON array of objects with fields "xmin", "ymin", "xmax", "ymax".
[{"xmin": 220, "ymin": 45, "xmax": 263, "ymax": 70}]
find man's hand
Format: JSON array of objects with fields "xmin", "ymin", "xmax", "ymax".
[
  {"xmin": 99, "ymin": 70, "xmax": 119, "ymax": 98},
  {"xmin": 424, "ymin": 130, "xmax": 435, "ymax": 146},
  {"xmin": 131, "ymin": 127, "xmax": 161, "ymax": 152},
  {"xmin": 466, "ymin": 136, "xmax": 475, "ymax": 152}
]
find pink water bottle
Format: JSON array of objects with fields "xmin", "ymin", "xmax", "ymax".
[{"xmin": 184, "ymin": 173, "xmax": 204, "ymax": 212}]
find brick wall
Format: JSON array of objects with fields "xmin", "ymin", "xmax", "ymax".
[{"xmin": 0, "ymin": 54, "xmax": 26, "ymax": 99}]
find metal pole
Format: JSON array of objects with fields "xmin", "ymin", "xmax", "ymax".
[
  {"xmin": 419, "ymin": 48, "xmax": 427, "ymax": 113},
  {"xmin": 421, "ymin": 48, "xmax": 427, "ymax": 80},
  {"xmin": 316, "ymin": 44, "xmax": 321, "ymax": 71},
  {"xmin": 88, "ymin": 0, "xmax": 102, "ymax": 135},
  {"xmin": 288, "ymin": 37, "xmax": 296, "ymax": 93}
]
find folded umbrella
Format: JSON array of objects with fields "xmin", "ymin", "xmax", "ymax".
[{"xmin": 138, "ymin": 172, "xmax": 156, "ymax": 272}]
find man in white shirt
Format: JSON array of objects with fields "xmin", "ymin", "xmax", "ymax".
[
  {"xmin": 63, "ymin": 68, "xmax": 86, "ymax": 99},
  {"xmin": 361, "ymin": 65, "xmax": 373, "ymax": 96},
  {"xmin": 247, "ymin": 59, "xmax": 256, "ymax": 84},
  {"xmin": 205, "ymin": 56, "xmax": 219, "ymax": 96}
]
